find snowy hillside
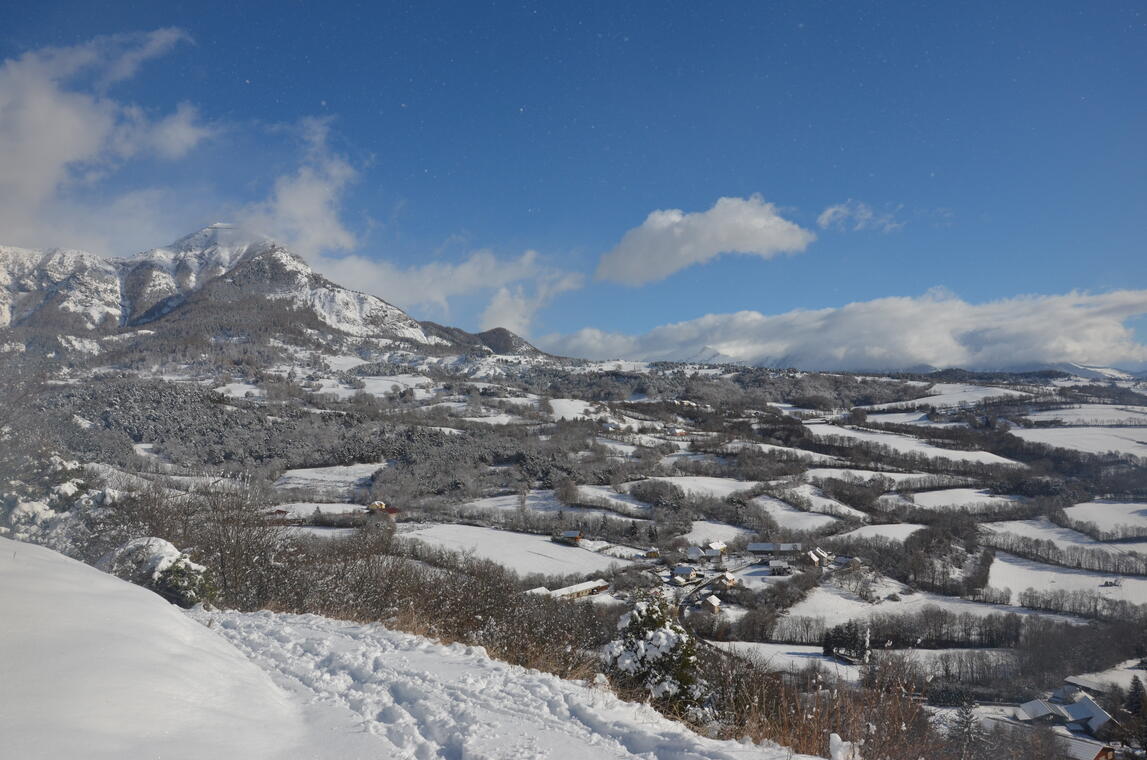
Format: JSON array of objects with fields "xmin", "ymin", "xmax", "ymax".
[{"xmin": 0, "ymin": 537, "xmax": 820, "ymax": 760}]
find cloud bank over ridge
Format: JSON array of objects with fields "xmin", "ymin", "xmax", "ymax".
[{"xmin": 540, "ymin": 289, "xmax": 1147, "ymax": 371}]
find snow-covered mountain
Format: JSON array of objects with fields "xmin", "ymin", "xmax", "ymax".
[{"xmin": 0, "ymin": 224, "xmax": 540, "ymax": 355}]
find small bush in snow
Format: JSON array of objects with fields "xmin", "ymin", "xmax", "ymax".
[{"xmin": 97, "ymin": 537, "xmax": 209, "ymax": 607}]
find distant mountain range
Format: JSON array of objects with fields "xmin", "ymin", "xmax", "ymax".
[{"xmin": 0, "ymin": 224, "xmax": 543, "ymax": 359}]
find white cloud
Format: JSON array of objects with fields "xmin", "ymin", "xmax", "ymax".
[
  {"xmin": 239, "ymin": 118, "xmax": 358, "ymax": 258},
  {"xmin": 818, "ymin": 199, "xmax": 903, "ymax": 233},
  {"xmin": 0, "ymin": 29, "xmax": 216, "ymax": 254},
  {"xmin": 480, "ymin": 271, "xmax": 584, "ymax": 336},
  {"xmin": 595, "ymin": 195, "xmax": 815, "ymax": 285},
  {"xmin": 313, "ymin": 246, "xmax": 581, "ymax": 334},
  {"xmin": 540, "ymin": 289, "xmax": 1147, "ymax": 371}
]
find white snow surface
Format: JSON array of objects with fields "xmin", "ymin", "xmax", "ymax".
[
  {"xmin": 909, "ymin": 488, "xmax": 1023, "ymax": 513},
  {"xmin": 1063, "ymin": 499, "xmax": 1147, "ymax": 533},
  {"xmin": 803, "ymin": 423, "xmax": 1022, "ymax": 466},
  {"xmin": 749, "ymin": 495, "xmax": 841, "ymax": 531},
  {"xmin": 2, "ymin": 537, "xmax": 819, "ymax": 759},
  {"xmin": 1008, "ymin": 426, "xmax": 1147, "ymax": 459},
  {"xmin": 191, "ymin": 608, "xmax": 821, "ymax": 760},
  {"xmin": 682, "ymin": 520, "xmax": 755, "ymax": 545},
  {"xmin": 988, "ymin": 552, "xmax": 1147, "ymax": 606},
  {"xmin": 1022, "ymin": 404, "xmax": 1147, "ymax": 426},
  {"xmin": 0, "ymin": 537, "xmax": 301, "ymax": 759},
  {"xmin": 402, "ymin": 524, "xmax": 634, "ymax": 576}
]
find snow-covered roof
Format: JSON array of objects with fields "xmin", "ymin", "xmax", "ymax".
[
  {"xmin": 704, "ymin": 595, "xmax": 721, "ymax": 607},
  {"xmin": 549, "ymin": 579, "xmax": 608, "ymax": 599}
]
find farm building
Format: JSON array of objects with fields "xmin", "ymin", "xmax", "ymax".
[
  {"xmin": 701, "ymin": 595, "xmax": 722, "ymax": 614},
  {"xmin": 547, "ymin": 579, "xmax": 610, "ymax": 600},
  {"xmin": 552, "ymin": 529, "xmax": 583, "ymax": 546}
]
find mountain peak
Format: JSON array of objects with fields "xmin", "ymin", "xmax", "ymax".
[{"xmin": 165, "ymin": 223, "xmax": 273, "ymax": 254}]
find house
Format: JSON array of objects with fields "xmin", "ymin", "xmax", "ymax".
[
  {"xmin": 552, "ymin": 529, "xmax": 583, "ymax": 546},
  {"xmin": 747, "ymin": 542, "xmax": 803, "ymax": 559},
  {"xmin": 1015, "ymin": 692, "xmax": 1112, "ymax": 737},
  {"xmin": 706, "ymin": 541, "xmax": 727, "ymax": 556},
  {"xmin": 747, "ymin": 542, "xmax": 778, "ymax": 557},
  {"xmin": 685, "ymin": 546, "xmax": 706, "ymax": 562},
  {"xmin": 671, "ymin": 565, "xmax": 698, "ymax": 584},
  {"xmin": 799, "ymin": 547, "xmax": 833, "ymax": 568},
  {"xmin": 701, "ymin": 595, "xmax": 722, "ymax": 614},
  {"xmin": 712, "ymin": 571, "xmax": 738, "ymax": 590},
  {"xmin": 643, "ymin": 548, "xmax": 661, "ymax": 559},
  {"xmin": 1058, "ymin": 735, "xmax": 1115, "ymax": 760},
  {"xmin": 768, "ymin": 560, "xmax": 792, "ymax": 576}
]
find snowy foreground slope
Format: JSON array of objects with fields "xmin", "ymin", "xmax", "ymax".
[{"xmin": 1, "ymin": 538, "xmax": 821, "ymax": 760}]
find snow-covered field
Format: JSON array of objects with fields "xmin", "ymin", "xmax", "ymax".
[
  {"xmin": 988, "ymin": 552, "xmax": 1147, "ymax": 605},
  {"xmin": 784, "ymin": 584, "xmax": 1082, "ymax": 629},
  {"xmin": 909, "ymin": 488, "xmax": 1023, "ymax": 513},
  {"xmin": 402, "ymin": 524, "xmax": 634, "ymax": 577},
  {"xmin": 787, "ymin": 483, "xmax": 868, "ymax": 521},
  {"xmin": 832, "ymin": 523, "xmax": 926, "ymax": 543},
  {"xmin": 682, "ymin": 520, "xmax": 756, "ymax": 545},
  {"xmin": 1022, "ymin": 404, "xmax": 1147, "ymax": 426},
  {"xmin": 712, "ymin": 641, "xmax": 861, "ymax": 682},
  {"xmin": 719, "ymin": 441, "xmax": 841, "ymax": 463},
  {"xmin": 980, "ymin": 518, "xmax": 1130, "ymax": 554},
  {"xmin": 576, "ymin": 485, "xmax": 653, "ymax": 516},
  {"xmin": 749, "ymin": 495, "xmax": 841, "ymax": 532},
  {"xmin": 276, "ymin": 501, "xmax": 363, "ymax": 516},
  {"xmin": 1063, "ymin": 499, "xmax": 1147, "ymax": 534},
  {"xmin": 1, "ymin": 537, "xmax": 818, "ymax": 760},
  {"xmin": 803, "ymin": 467, "xmax": 937, "ymax": 487},
  {"xmin": 457, "ymin": 490, "xmax": 651, "ymax": 525},
  {"xmin": 1008, "ymin": 426, "xmax": 1147, "ymax": 459},
  {"xmin": 863, "ymin": 383, "xmax": 1030, "ymax": 411},
  {"xmin": 803, "ymin": 423, "xmax": 1021, "ymax": 467},
  {"xmin": 629, "ymin": 476, "xmax": 760, "ymax": 500},
  {"xmin": 273, "ymin": 462, "xmax": 385, "ymax": 498}
]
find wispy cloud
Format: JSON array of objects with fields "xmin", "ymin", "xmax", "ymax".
[
  {"xmin": 817, "ymin": 199, "xmax": 904, "ymax": 233},
  {"xmin": 596, "ymin": 195, "xmax": 815, "ymax": 286},
  {"xmin": 238, "ymin": 117, "xmax": 358, "ymax": 258},
  {"xmin": 0, "ymin": 29, "xmax": 218, "ymax": 253},
  {"xmin": 540, "ymin": 289, "xmax": 1147, "ymax": 371}
]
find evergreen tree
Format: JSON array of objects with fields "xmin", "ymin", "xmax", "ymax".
[
  {"xmin": 1127, "ymin": 674, "xmax": 1145, "ymax": 716},
  {"xmin": 949, "ymin": 702, "xmax": 986, "ymax": 760},
  {"xmin": 602, "ymin": 593, "xmax": 704, "ymax": 707}
]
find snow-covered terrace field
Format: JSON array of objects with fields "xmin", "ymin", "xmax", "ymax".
[
  {"xmin": 980, "ymin": 517, "xmax": 1146, "ymax": 556},
  {"xmin": 988, "ymin": 552, "xmax": 1147, "ymax": 606},
  {"xmin": 456, "ymin": 490, "xmax": 651, "ymax": 525},
  {"xmin": 401, "ymin": 524, "xmax": 636, "ymax": 577},
  {"xmin": 784, "ymin": 584, "xmax": 1084, "ymax": 629},
  {"xmin": 682, "ymin": 520, "xmax": 756, "ymax": 545},
  {"xmin": 712, "ymin": 641, "xmax": 861, "ymax": 682},
  {"xmin": 831, "ymin": 523, "xmax": 926, "ymax": 543},
  {"xmin": 908, "ymin": 488, "xmax": 1024, "ymax": 513},
  {"xmin": 862, "ymin": 383, "xmax": 1031, "ymax": 411},
  {"xmin": 626, "ymin": 476, "xmax": 761, "ymax": 500},
  {"xmin": 1063, "ymin": 499, "xmax": 1147, "ymax": 534},
  {"xmin": 803, "ymin": 423, "xmax": 1022, "ymax": 467},
  {"xmin": 787, "ymin": 483, "xmax": 868, "ymax": 521},
  {"xmin": 749, "ymin": 495, "xmax": 841, "ymax": 532},
  {"xmin": 1008, "ymin": 426, "xmax": 1147, "ymax": 459},
  {"xmin": 1022, "ymin": 404, "xmax": 1147, "ymax": 426},
  {"xmin": 274, "ymin": 462, "xmax": 386, "ymax": 499}
]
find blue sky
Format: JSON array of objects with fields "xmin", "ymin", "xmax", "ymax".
[{"xmin": 1, "ymin": 2, "xmax": 1145, "ymax": 369}]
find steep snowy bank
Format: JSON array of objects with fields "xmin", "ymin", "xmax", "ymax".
[
  {"xmin": 2, "ymin": 536, "xmax": 821, "ymax": 759},
  {"xmin": 0, "ymin": 537, "xmax": 301, "ymax": 759},
  {"xmin": 192, "ymin": 607, "xmax": 822, "ymax": 760}
]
